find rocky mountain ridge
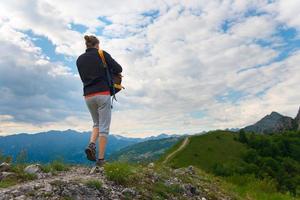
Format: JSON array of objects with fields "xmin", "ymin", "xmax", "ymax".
[
  {"xmin": 295, "ymin": 107, "xmax": 300, "ymax": 131},
  {"xmin": 0, "ymin": 162, "xmax": 233, "ymax": 200},
  {"xmin": 243, "ymin": 107, "xmax": 300, "ymax": 134}
]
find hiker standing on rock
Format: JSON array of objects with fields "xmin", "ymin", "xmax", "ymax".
[{"xmin": 76, "ymin": 35, "xmax": 123, "ymax": 167}]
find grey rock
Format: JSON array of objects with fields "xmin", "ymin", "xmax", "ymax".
[
  {"xmin": 11, "ymin": 190, "xmax": 22, "ymax": 197},
  {"xmin": 20, "ymin": 185, "xmax": 34, "ymax": 193},
  {"xmin": 14, "ymin": 195, "xmax": 26, "ymax": 200},
  {"xmin": 0, "ymin": 162, "xmax": 11, "ymax": 172},
  {"xmin": 44, "ymin": 183, "xmax": 52, "ymax": 192},
  {"xmin": 152, "ymin": 172, "xmax": 160, "ymax": 183},
  {"xmin": 187, "ymin": 165, "xmax": 195, "ymax": 174},
  {"xmin": 24, "ymin": 164, "xmax": 42, "ymax": 174},
  {"xmin": 0, "ymin": 172, "xmax": 16, "ymax": 180},
  {"xmin": 148, "ymin": 162, "xmax": 155, "ymax": 168},
  {"xmin": 183, "ymin": 183, "xmax": 198, "ymax": 196},
  {"xmin": 164, "ymin": 179, "xmax": 172, "ymax": 186},
  {"xmin": 173, "ymin": 168, "xmax": 184, "ymax": 175},
  {"xmin": 122, "ymin": 188, "xmax": 137, "ymax": 196}
]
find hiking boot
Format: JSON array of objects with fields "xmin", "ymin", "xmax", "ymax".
[
  {"xmin": 96, "ymin": 158, "xmax": 106, "ymax": 167},
  {"xmin": 85, "ymin": 142, "xmax": 96, "ymax": 161}
]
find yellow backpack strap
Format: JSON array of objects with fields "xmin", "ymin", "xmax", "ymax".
[{"xmin": 98, "ymin": 49, "xmax": 107, "ymax": 67}]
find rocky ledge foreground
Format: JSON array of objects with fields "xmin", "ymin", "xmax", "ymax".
[{"xmin": 0, "ymin": 162, "xmax": 234, "ymax": 200}]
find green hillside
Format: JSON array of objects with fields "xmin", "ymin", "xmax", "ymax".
[
  {"xmin": 166, "ymin": 131, "xmax": 247, "ymax": 172},
  {"xmin": 109, "ymin": 137, "xmax": 182, "ymax": 163},
  {"xmin": 159, "ymin": 130, "xmax": 300, "ymax": 199}
]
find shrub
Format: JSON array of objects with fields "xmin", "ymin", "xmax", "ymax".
[
  {"xmin": 238, "ymin": 130, "xmax": 248, "ymax": 144},
  {"xmin": 0, "ymin": 179, "xmax": 18, "ymax": 188},
  {"xmin": 50, "ymin": 160, "xmax": 70, "ymax": 171},
  {"xmin": 40, "ymin": 159, "xmax": 70, "ymax": 173},
  {"xmin": 152, "ymin": 182, "xmax": 183, "ymax": 198},
  {"xmin": 104, "ymin": 162, "xmax": 137, "ymax": 185},
  {"xmin": 85, "ymin": 179, "xmax": 102, "ymax": 190},
  {"xmin": 40, "ymin": 164, "xmax": 52, "ymax": 173},
  {"xmin": 212, "ymin": 163, "xmax": 234, "ymax": 176},
  {"xmin": 239, "ymin": 131, "xmax": 300, "ymax": 196}
]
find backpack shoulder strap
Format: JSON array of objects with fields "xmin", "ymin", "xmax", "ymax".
[{"xmin": 98, "ymin": 49, "xmax": 107, "ymax": 67}]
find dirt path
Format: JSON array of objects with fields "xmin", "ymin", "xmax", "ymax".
[{"xmin": 163, "ymin": 136, "xmax": 189, "ymax": 164}]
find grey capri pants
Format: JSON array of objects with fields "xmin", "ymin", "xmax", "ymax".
[{"xmin": 85, "ymin": 94, "xmax": 111, "ymax": 137}]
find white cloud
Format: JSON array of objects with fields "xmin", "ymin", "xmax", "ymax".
[
  {"xmin": 0, "ymin": 0, "xmax": 299, "ymax": 137},
  {"xmin": 275, "ymin": 0, "xmax": 300, "ymax": 31},
  {"xmin": 229, "ymin": 15, "xmax": 276, "ymax": 39}
]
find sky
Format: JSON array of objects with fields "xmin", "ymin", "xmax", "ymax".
[{"xmin": 0, "ymin": 0, "xmax": 299, "ymax": 137}]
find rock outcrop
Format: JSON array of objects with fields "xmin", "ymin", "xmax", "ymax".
[
  {"xmin": 24, "ymin": 164, "xmax": 42, "ymax": 175},
  {"xmin": 0, "ymin": 163, "xmax": 233, "ymax": 200},
  {"xmin": 0, "ymin": 163, "xmax": 11, "ymax": 172},
  {"xmin": 244, "ymin": 111, "xmax": 294, "ymax": 134},
  {"xmin": 295, "ymin": 107, "xmax": 300, "ymax": 130},
  {"xmin": 0, "ymin": 166, "xmax": 129, "ymax": 200}
]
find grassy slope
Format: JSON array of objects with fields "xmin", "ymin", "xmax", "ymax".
[
  {"xmin": 167, "ymin": 131, "xmax": 247, "ymax": 172},
  {"xmin": 160, "ymin": 131, "xmax": 298, "ymax": 200}
]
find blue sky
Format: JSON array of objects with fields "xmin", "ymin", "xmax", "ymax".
[{"xmin": 0, "ymin": 0, "xmax": 300, "ymax": 137}]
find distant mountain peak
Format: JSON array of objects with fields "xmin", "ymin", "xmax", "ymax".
[
  {"xmin": 295, "ymin": 107, "xmax": 300, "ymax": 130},
  {"xmin": 270, "ymin": 111, "xmax": 282, "ymax": 116},
  {"xmin": 295, "ymin": 107, "xmax": 300, "ymax": 119},
  {"xmin": 264, "ymin": 111, "xmax": 283, "ymax": 119},
  {"xmin": 243, "ymin": 108, "xmax": 298, "ymax": 134}
]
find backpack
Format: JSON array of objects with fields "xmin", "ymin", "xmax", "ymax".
[{"xmin": 98, "ymin": 49, "xmax": 124, "ymax": 97}]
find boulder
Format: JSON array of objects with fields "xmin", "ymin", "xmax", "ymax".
[
  {"xmin": 24, "ymin": 164, "xmax": 42, "ymax": 174},
  {"xmin": 0, "ymin": 162, "xmax": 11, "ymax": 172},
  {"xmin": 173, "ymin": 168, "xmax": 184, "ymax": 175},
  {"xmin": 0, "ymin": 171, "xmax": 16, "ymax": 180},
  {"xmin": 122, "ymin": 188, "xmax": 136, "ymax": 196}
]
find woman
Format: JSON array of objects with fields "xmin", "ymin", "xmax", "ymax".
[{"xmin": 76, "ymin": 35, "xmax": 122, "ymax": 167}]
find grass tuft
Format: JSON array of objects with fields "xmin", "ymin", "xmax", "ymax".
[
  {"xmin": 85, "ymin": 179, "xmax": 102, "ymax": 190},
  {"xmin": 104, "ymin": 162, "xmax": 139, "ymax": 185},
  {"xmin": 41, "ymin": 159, "xmax": 70, "ymax": 173}
]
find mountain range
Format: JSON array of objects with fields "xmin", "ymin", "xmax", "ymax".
[
  {"xmin": 0, "ymin": 129, "xmax": 177, "ymax": 164},
  {"xmin": 243, "ymin": 106, "xmax": 300, "ymax": 134},
  {"xmin": 2, "ymin": 106, "xmax": 299, "ymax": 164}
]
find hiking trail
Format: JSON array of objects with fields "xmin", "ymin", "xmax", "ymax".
[{"xmin": 163, "ymin": 136, "xmax": 190, "ymax": 164}]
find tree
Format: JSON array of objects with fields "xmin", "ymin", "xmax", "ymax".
[{"xmin": 238, "ymin": 130, "xmax": 248, "ymax": 143}]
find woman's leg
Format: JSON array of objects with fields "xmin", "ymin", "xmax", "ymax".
[
  {"xmin": 98, "ymin": 136, "xmax": 107, "ymax": 159},
  {"xmin": 85, "ymin": 96, "xmax": 100, "ymax": 145},
  {"xmin": 97, "ymin": 95, "xmax": 111, "ymax": 160},
  {"xmin": 84, "ymin": 96, "xmax": 99, "ymax": 161},
  {"xmin": 90, "ymin": 127, "xmax": 99, "ymax": 144}
]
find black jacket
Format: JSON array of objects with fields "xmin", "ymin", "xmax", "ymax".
[{"xmin": 76, "ymin": 48, "xmax": 123, "ymax": 96}]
